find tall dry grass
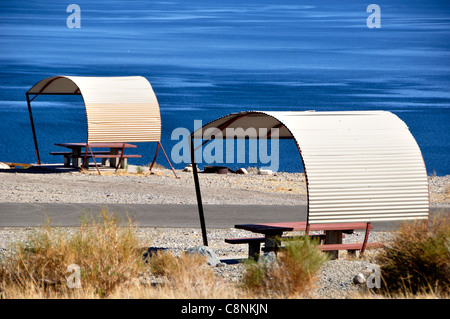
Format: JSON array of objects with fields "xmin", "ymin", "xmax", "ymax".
[
  {"xmin": 0, "ymin": 210, "xmax": 250, "ymax": 299},
  {"xmin": 2, "ymin": 209, "xmax": 447, "ymax": 299},
  {"xmin": 0, "ymin": 215, "xmax": 327, "ymax": 299},
  {"xmin": 376, "ymin": 214, "xmax": 450, "ymax": 296},
  {"xmin": 0, "ymin": 210, "xmax": 145, "ymax": 298},
  {"xmin": 144, "ymin": 250, "xmax": 247, "ymax": 299},
  {"xmin": 241, "ymin": 236, "xmax": 328, "ymax": 297}
]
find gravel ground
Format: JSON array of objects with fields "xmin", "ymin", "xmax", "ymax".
[
  {"xmin": 0, "ymin": 167, "xmax": 448, "ymax": 298},
  {"xmin": 0, "ymin": 168, "xmax": 306, "ymax": 205},
  {"xmin": 0, "ymin": 166, "xmax": 448, "ymax": 206}
]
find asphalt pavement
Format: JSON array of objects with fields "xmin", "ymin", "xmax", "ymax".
[{"xmin": 0, "ymin": 203, "xmax": 447, "ymax": 231}]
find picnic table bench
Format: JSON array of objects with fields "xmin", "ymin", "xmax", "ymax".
[
  {"xmin": 227, "ymin": 221, "xmax": 383, "ymax": 260},
  {"xmin": 225, "ymin": 233, "xmax": 330, "ymax": 259},
  {"xmin": 50, "ymin": 150, "xmax": 112, "ymax": 167},
  {"xmin": 51, "ymin": 143, "xmax": 141, "ymax": 174}
]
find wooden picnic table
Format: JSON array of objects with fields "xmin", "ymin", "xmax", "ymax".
[
  {"xmin": 231, "ymin": 221, "xmax": 382, "ymax": 259},
  {"xmin": 52, "ymin": 142, "xmax": 139, "ymax": 170}
]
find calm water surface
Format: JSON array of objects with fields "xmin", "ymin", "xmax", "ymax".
[{"xmin": 0, "ymin": 0, "xmax": 449, "ymax": 174}]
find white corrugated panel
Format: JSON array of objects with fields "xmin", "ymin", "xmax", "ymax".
[
  {"xmin": 27, "ymin": 76, "xmax": 161, "ymax": 143},
  {"xmin": 193, "ymin": 110, "xmax": 429, "ymax": 224},
  {"xmin": 269, "ymin": 111, "xmax": 429, "ymax": 224}
]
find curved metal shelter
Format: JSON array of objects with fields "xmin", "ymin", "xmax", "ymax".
[
  {"xmin": 26, "ymin": 75, "xmax": 175, "ymax": 175},
  {"xmin": 189, "ymin": 110, "xmax": 429, "ymax": 245}
]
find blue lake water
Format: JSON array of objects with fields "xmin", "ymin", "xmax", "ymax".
[{"xmin": 0, "ymin": 0, "xmax": 449, "ymax": 175}]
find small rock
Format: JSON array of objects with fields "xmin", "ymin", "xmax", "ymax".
[
  {"xmin": 258, "ymin": 169, "xmax": 272, "ymax": 175},
  {"xmin": 142, "ymin": 247, "xmax": 168, "ymax": 262},
  {"xmin": 353, "ymin": 273, "xmax": 366, "ymax": 285},
  {"xmin": 186, "ymin": 246, "xmax": 221, "ymax": 267},
  {"xmin": 183, "ymin": 164, "xmax": 199, "ymax": 172},
  {"xmin": 236, "ymin": 168, "xmax": 248, "ymax": 175},
  {"xmin": 258, "ymin": 251, "xmax": 277, "ymax": 266}
]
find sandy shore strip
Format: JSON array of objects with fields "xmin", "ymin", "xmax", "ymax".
[{"xmin": 0, "ymin": 167, "xmax": 448, "ymax": 206}]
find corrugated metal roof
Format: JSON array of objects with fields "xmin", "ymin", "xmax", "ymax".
[
  {"xmin": 27, "ymin": 76, "xmax": 161, "ymax": 143},
  {"xmin": 192, "ymin": 110, "xmax": 429, "ymax": 224}
]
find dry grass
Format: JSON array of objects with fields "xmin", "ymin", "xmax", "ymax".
[
  {"xmin": 0, "ymin": 210, "xmax": 145, "ymax": 298},
  {"xmin": 376, "ymin": 214, "xmax": 450, "ymax": 296},
  {"xmin": 0, "ymin": 211, "xmax": 249, "ymax": 299},
  {"xmin": 1, "ymin": 211, "xmax": 448, "ymax": 299},
  {"xmin": 150, "ymin": 250, "xmax": 215, "ymax": 286},
  {"xmin": 241, "ymin": 237, "xmax": 328, "ymax": 298},
  {"xmin": 144, "ymin": 250, "xmax": 248, "ymax": 299},
  {"xmin": 0, "ymin": 216, "xmax": 327, "ymax": 299}
]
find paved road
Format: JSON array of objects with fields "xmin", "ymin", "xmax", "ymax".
[{"xmin": 0, "ymin": 203, "xmax": 447, "ymax": 231}]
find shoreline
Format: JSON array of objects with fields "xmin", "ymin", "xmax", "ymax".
[{"xmin": 0, "ymin": 167, "xmax": 448, "ymax": 206}]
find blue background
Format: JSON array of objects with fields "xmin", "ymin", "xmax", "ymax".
[{"xmin": 0, "ymin": 0, "xmax": 449, "ymax": 174}]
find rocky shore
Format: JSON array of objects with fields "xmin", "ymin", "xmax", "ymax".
[
  {"xmin": 0, "ymin": 166, "xmax": 448, "ymax": 206},
  {"xmin": 0, "ymin": 166, "xmax": 448, "ymax": 298}
]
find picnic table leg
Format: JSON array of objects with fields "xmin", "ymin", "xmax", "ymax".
[
  {"xmin": 360, "ymin": 223, "xmax": 371, "ymax": 255},
  {"xmin": 102, "ymin": 158, "xmax": 109, "ymax": 166},
  {"xmin": 63, "ymin": 155, "xmax": 71, "ymax": 167},
  {"xmin": 248, "ymin": 242, "xmax": 261, "ymax": 261},
  {"xmin": 110, "ymin": 148, "xmax": 119, "ymax": 168},
  {"xmin": 82, "ymin": 146, "xmax": 89, "ymax": 169},
  {"xmin": 114, "ymin": 143, "xmax": 126, "ymax": 172},
  {"xmin": 325, "ymin": 230, "xmax": 342, "ymax": 260},
  {"xmin": 264, "ymin": 233, "xmax": 283, "ymax": 254},
  {"xmin": 72, "ymin": 147, "xmax": 82, "ymax": 168}
]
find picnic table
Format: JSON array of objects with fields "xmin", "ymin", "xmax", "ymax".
[
  {"xmin": 227, "ymin": 221, "xmax": 383, "ymax": 260},
  {"xmin": 51, "ymin": 142, "xmax": 141, "ymax": 172}
]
